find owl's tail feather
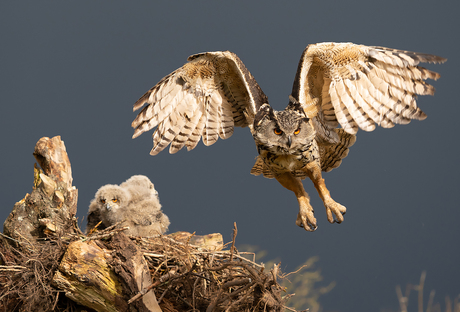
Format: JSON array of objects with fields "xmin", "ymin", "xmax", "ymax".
[{"xmin": 320, "ymin": 129, "xmax": 356, "ymax": 172}]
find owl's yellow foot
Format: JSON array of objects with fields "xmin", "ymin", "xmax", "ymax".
[
  {"xmin": 273, "ymin": 173, "xmax": 319, "ymax": 231},
  {"xmin": 323, "ymin": 199, "xmax": 346, "ymax": 224},
  {"xmin": 296, "ymin": 200, "xmax": 317, "ymax": 231}
]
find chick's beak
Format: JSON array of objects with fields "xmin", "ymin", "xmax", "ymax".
[
  {"xmin": 105, "ymin": 203, "xmax": 112, "ymax": 211},
  {"xmin": 287, "ymin": 135, "xmax": 292, "ymax": 148}
]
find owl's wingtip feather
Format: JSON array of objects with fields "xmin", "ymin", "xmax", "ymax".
[
  {"xmin": 132, "ymin": 128, "xmax": 142, "ymax": 139},
  {"xmin": 149, "ymin": 148, "xmax": 160, "ymax": 156}
]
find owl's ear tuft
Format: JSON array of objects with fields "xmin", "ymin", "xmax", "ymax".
[
  {"xmin": 287, "ymin": 96, "xmax": 307, "ymax": 118},
  {"xmin": 254, "ymin": 104, "xmax": 275, "ymax": 127}
]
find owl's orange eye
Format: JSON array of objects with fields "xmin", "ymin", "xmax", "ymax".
[
  {"xmin": 101, "ymin": 199, "xmax": 106, "ymax": 204},
  {"xmin": 112, "ymin": 198, "xmax": 118, "ymax": 203},
  {"xmin": 294, "ymin": 128, "xmax": 301, "ymax": 135},
  {"xmin": 274, "ymin": 128, "xmax": 283, "ymax": 135}
]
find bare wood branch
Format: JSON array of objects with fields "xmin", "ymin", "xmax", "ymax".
[{"xmin": 230, "ymin": 222, "xmax": 238, "ymax": 262}]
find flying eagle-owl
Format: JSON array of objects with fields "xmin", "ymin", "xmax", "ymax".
[
  {"xmin": 87, "ymin": 175, "xmax": 170, "ymax": 236},
  {"xmin": 131, "ymin": 42, "xmax": 446, "ymax": 232}
]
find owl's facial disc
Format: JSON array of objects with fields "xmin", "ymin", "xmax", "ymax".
[
  {"xmin": 106, "ymin": 198, "xmax": 120, "ymax": 211},
  {"xmin": 273, "ymin": 122, "xmax": 303, "ymax": 149},
  {"xmin": 100, "ymin": 197, "xmax": 119, "ymax": 211}
]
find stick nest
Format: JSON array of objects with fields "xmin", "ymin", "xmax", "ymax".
[
  {"xmin": 126, "ymin": 237, "xmax": 286, "ymax": 311},
  {"xmin": 1, "ymin": 222, "xmax": 300, "ymax": 312}
]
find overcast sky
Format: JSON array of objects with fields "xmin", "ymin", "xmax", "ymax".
[{"xmin": 1, "ymin": 2, "xmax": 459, "ymax": 311}]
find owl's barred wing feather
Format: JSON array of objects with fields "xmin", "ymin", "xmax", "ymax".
[
  {"xmin": 132, "ymin": 51, "xmax": 268, "ymax": 155},
  {"xmin": 320, "ymin": 129, "xmax": 356, "ymax": 172},
  {"xmin": 291, "ymin": 42, "xmax": 446, "ymax": 136}
]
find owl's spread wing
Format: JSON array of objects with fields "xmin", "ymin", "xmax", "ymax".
[
  {"xmin": 132, "ymin": 51, "xmax": 268, "ymax": 155},
  {"xmin": 291, "ymin": 42, "xmax": 446, "ymax": 136}
]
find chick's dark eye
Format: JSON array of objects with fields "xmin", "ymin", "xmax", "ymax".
[
  {"xmin": 112, "ymin": 198, "xmax": 118, "ymax": 203},
  {"xmin": 294, "ymin": 128, "xmax": 301, "ymax": 135},
  {"xmin": 274, "ymin": 128, "xmax": 283, "ymax": 135},
  {"xmin": 101, "ymin": 199, "xmax": 106, "ymax": 204}
]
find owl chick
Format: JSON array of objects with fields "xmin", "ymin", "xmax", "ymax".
[
  {"xmin": 119, "ymin": 174, "xmax": 159, "ymax": 202},
  {"xmin": 87, "ymin": 184, "xmax": 131, "ymax": 231},
  {"xmin": 86, "ymin": 176, "xmax": 169, "ymax": 236},
  {"xmin": 120, "ymin": 198, "xmax": 170, "ymax": 236}
]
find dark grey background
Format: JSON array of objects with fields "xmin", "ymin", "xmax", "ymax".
[{"xmin": 1, "ymin": 2, "xmax": 458, "ymax": 311}]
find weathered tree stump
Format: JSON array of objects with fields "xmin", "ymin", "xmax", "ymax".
[
  {"xmin": 108, "ymin": 233, "xmax": 162, "ymax": 312},
  {"xmin": 52, "ymin": 235, "xmax": 161, "ymax": 312},
  {"xmin": 52, "ymin": 239, "xmax": 125, "ymax": 312},
  {"xmin": 3, "ymin": 136, "xmax": 78, "ymax": 245}
]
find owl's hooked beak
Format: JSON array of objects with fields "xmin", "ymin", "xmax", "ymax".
[
  {"xmin": 105, "ymin": 203, "xmax": 113, "ymax": 211},
  {"xmin": 287, "ymin": 135, "xmax": 292, "ymax": 148}
]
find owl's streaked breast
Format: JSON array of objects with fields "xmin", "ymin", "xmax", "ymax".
[{"xmin": 257, "ymin": 139, "xmax": 320, "ymax": 176}]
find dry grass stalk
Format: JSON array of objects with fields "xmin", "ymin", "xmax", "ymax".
[{"xmin": 396, "ymin": 271, "xmax": 460, "ymax": 312}]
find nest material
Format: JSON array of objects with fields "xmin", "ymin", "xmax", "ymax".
[
  {"xmin": 0, "ymin": 233, "xmax": 65, "ymax": 312},
  {"xmin": 124, "ymin": 235, "xmax": 286, "ymax": 311},
  {"xmin": 1, "ymin": 222, "xmax": 299, "ymax": 312}
]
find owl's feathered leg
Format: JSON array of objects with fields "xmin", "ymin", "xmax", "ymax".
[
  {"xmin": 305, "ymin": 162, "xmax": 346, "ymax": 224},
  {"xmin": 274, "ymin": 172, "xmax": 317, "ymax": 231}
]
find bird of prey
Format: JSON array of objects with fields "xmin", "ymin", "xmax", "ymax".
[{"xmin": 131, "ymin": 42, "xmax": 445, "ymax": 231}]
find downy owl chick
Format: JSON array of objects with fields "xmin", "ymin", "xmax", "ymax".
[
  {"xmin": 121, "ymin": 198, "xmax": 170, "ymax": 236},
  {"xmin": 87, "ymin": 184, "xmax": 131, "ymax": 231},
  {"xmin": 119, "ymin": 174, "xmax": 159, "ymax": 202},
  {"xmin": 87, "ymin": 176, "xmax": 169, "ymax": 236}
]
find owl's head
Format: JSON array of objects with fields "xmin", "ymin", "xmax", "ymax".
[
  {"xmin": 120, "ymin": 175, "xmax": 159, "ymax": 201},
  {"xmin": 253, "ymin": 100, "xmax": 315, "ymax": 152},
  {"xmin": 95, "ymin": 184, "xmax": 130, "ymax": 213}
]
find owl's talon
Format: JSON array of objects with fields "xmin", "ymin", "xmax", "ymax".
[
  {"xmin": 323, "ymin": 199, "xmax": 346, "ymax": 224},
  {"xmin": 296, "ymin": 211, "xmax": 317, "ymax": 231}
]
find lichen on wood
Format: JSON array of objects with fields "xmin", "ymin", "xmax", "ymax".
[{"xmin": 52, "ymin": 240, "xmax": 125, "ymax": 312}]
